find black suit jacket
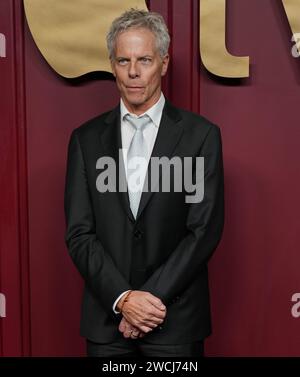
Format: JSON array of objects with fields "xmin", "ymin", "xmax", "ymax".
[{"xmin": 64, "ymin": 99, "xmax": 224, "ymax": 344}]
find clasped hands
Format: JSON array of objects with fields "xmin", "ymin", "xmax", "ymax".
[{"xmin": 117, "ymin": 290, "xmax": 166, "ymax": 339}]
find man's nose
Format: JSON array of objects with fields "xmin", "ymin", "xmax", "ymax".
[{"xmin": 128, "ymin": 61, "xmax": 140, "ymax": 78}]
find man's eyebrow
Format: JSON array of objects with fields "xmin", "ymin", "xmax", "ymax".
[{"xmin": 115, "ymin": 55, "xmax": 154, "ymax": 59}]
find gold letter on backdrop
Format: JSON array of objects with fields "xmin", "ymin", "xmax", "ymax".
[
  {"xmin": 282, "ymin": 0, "xmax": 300, "ymax": 56},
  {"xmin": 0, "ymin": 33, "xmax": 6, "ymax": 58},
  {"xmin": 24, "ymin": 0, "xmax": 148, "ymax": 78},
  {"xmin": 0, "ymin": 293, "xmax": 6, "ymax": 318},
  {"xmin": 200, "ymin": 0, "xmax": 250, "ymax": 78},
  {"xmin": 24, "ymin": 0, "xmax": 300, "ymax": 80}
]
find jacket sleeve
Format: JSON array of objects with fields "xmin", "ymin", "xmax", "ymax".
[
  {"xmin": 64, "ymin": 129, "xmax": 132, "ymax": 316},
  {"xmin": 139, "ymin": 125, "xmax": 225, "ymax": 305}
]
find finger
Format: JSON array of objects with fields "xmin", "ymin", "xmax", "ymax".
[
  {"xmin": 123, "ymin": 327, "xmax": 133, "ymax": 338},
  {"xmin": 130, "ymin": 326, "xmax": 140, "ymax": 335},
  {"xmin": 145, "ymin": 308, "xmax": 166, "ymax": 321},
  {"xmin": 123, "ymin": 311, "xmax": 160, "ymax": 332},
  {"xmin": 129, "ymin": 311, "xmax": 164, "ymax": 329},
  {"xmin": 124, "ymin": 321, "xmax": 134, "ymax": 334},
  {"xmin": 139, "ymin": 325, "xmax": 153, "ymax": 333},
  {"xmin": 147, "ymin": 304, "xmax": 167, "ymax": 317},
  {"xmin": 122, "ymin": 311, "xmax": 140, "ymax": 326},
  {"xmin": 146, "ymin": 295, "xmax": 166, "ymax": 311},
  {"xmin": 131, "ymin": 330, "xmax": 140, "ymax": 339},
  {"xmin": 141, "ymin": 314, "xmax": 164, "ymax": 326},
  {"xmin": 119, "ymin": 319, "xmax": 126, "ymax": 332},
  {"xmin": 142, "ymin": 319, "xmax": 162, "ymax": 328}
]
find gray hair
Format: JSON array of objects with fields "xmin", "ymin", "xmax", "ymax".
[{"xmin": 106, "ymin": 8, "xmax": 170, "ymax": 60}]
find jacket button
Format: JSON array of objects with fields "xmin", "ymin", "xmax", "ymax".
[
  {"xmin": 134, "ymin": 230, "xmax": 142, "ymax": 239},
  {"xmin": 170, "ymin": 296, "xmax": 180, "ymax": 304}
]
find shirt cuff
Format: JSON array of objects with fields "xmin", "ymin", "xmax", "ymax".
[{"xmin": 112, "ymin": 290, "xmax": 131, "ymax": 314}]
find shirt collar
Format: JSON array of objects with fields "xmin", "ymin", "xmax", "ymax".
[{"xmin": 120, "ymin": 92, "xmax": 165, "ymax": 128}]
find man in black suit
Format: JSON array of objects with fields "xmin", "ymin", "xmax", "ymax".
[{"xmin": 64, "ymin": 8, "xmax": 224, "ymax": 357}]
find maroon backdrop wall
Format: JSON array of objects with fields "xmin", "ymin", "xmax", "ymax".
[{"xmin": 0, "ymin": 0, "xmax": 299, "ymax": 356}]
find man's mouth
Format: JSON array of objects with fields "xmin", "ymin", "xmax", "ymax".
[{"xmin": 126, "ymin": 86, "xmax": 144, "ymax": 91}]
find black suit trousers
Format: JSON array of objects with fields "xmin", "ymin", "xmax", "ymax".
[{"xmin": 86, "ymin": 337, "xmax": 204, "ymax": 357}]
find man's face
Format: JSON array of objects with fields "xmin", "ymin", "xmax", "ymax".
[{"xmin": 111, "ymin": 27, "xmax": 169, "ymax": 115}]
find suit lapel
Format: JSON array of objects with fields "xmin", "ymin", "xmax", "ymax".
[
  {"xmin": 135, "ymin": 100, "xmax": 183, "ymax": 220},
  {"xmin": 100, "ymin": 100, "xmax": 184, "ymax": 223},
  {"xmin": 100, "ymin": 105, "xmax": 135, "ymax": 222}
]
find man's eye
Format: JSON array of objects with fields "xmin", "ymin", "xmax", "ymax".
[
  {"xmin": 118, "ymin": 59, "xmax": 128, "ymax": 65},
  {"xmin": 141, "ymin": 57, "xmax": 151, "ymax": 63}
]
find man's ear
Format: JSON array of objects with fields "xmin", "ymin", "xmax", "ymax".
[{"xmin": 161, "ymin": 54, "xmax": 169, "ymax": 77}]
